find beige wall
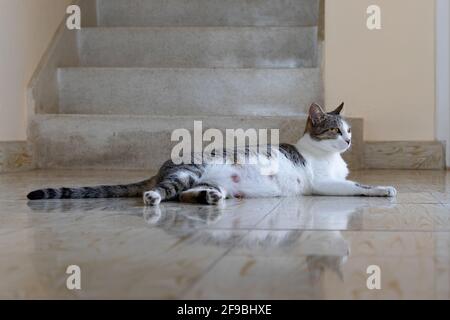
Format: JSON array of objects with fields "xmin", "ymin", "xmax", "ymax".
[
  {"xmin": 325, "ymin": 0, "xmax": 436, "ymax": 141},
  {"xmin": 0, "ymin": 0, "xmax": 71, "ymax": 141}
]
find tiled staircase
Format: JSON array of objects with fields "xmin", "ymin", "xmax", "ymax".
[{"xmin": 28, "ymin": 0, "xmax": 339, "ymax": 170}]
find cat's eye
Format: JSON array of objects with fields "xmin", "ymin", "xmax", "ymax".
[{"xmin": 328, "ymin": 128, "xmax": 341, "ymax": 134}]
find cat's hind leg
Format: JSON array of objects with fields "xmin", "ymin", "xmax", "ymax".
[
  {"xmin": 143, "ymin": 190, "xmax": 164, "ymax": 206},
  {"xmin": 180, "ymin": 182, "xmax": 227, "ymax": 205}
]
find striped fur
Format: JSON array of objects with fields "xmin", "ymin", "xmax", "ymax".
[{"xmin": 27, "ymin": 178, "xmax": 156, "ymax": 200}]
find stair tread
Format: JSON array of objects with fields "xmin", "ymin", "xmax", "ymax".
[
  {"xmin": 30, "ymin": 114, "xmax": 361, "ymax": 170},
  {"xmin": 97, "ymin": 0, "xmax": 320, "ymax": 27},
  {"xmin": 79, "ymin": 24, "xmax": 318, "ymax": 68},
  {"xmin": 58, "ymin": 67, "xmax": 323, "ymax": 116},
  {"xmin": 30, "ymin": 113, "xmax": 312, "ymax": 171}
]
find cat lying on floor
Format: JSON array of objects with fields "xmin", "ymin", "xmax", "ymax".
[{"xmin": 27, "ymin": 103, "xmax": 397, "ymax": 205}]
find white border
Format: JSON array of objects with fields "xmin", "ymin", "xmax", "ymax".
[{"xmin": 436, "ymin": 0, "xmax": 450, "ymax": 167}]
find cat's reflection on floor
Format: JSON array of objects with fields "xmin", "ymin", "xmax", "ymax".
[
  {"xmin": 141, "ymin": 197, "xmax": 396, "ymax": 282},
  {"xmin": 26, "ymin": 197, "xmax": 144, "ymax": 213},
  {"xmin": 27, "ymin": 196, "xmax": 396, "ymax": 283}
]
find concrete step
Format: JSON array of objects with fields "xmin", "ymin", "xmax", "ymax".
[
  {"xmin": 58, "ymin": 68, "xmax": 322, "ymax": 116},
  {"xmin": 97, "ymin": 0, "xmax": 320, "ymax": 27},
  {"xmin": 78, "ymin": 27, "xmax": 318, "ymax": 68},
  {"xmin": 29, "ymin": 114, "xmax": 363, "ymax": 170}
]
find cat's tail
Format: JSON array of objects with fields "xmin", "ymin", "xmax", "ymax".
[{"xmin": 27, "ymin": 177, "xmax": 156, "ymax": 200}]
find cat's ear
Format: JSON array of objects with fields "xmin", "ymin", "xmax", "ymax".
[
  {"xmin": 329, "ymin": 102, "xmax": 344, "ymax": 115},
  {"xmin": 309, "ymin": 103, "xmax": 325, "ymax": 125}
]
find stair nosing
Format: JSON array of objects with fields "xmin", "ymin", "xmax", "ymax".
[
  {"xmin": 33, "ymin": 113, "xmax": 311, "ymax": 121},
  {"xmin": 58, "ymin": 67, "xmax": 321, "ymax": 71},
  {"xmin": 79, "ymin": 26, "xmax": 319, "ymax": 31}
]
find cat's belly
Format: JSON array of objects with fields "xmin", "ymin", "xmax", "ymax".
[{"xmin": 199, "ymin": 164, "xmax": 305, "ymax": 198}]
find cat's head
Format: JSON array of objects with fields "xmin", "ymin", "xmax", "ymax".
[{"xmin": 304, "ymin": 102, "xmax": 352, "ymax": 153}]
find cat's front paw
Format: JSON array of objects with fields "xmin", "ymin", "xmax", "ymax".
[
  {"xmin": 143, "ymin": 191, "xmax": 162, "ymax": 206},
  {"xmin": 373, "ymin": 186, "xmax": 397, "ymax": 197}
]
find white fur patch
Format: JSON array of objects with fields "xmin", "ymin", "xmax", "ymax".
[{"xmin": 195, "ymin": 130, "xmax": 356, "ymax": 199}]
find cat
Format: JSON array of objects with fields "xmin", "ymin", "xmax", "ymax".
[{"xmin": 27, "ymin": 103, "xmax": 397, "ymax": 205}]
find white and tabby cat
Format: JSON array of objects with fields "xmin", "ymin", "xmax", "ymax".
[{"xmin": 27, "ymin": 103, "xmax": 397, "ymax": 205}]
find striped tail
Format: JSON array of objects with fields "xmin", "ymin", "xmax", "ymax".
[{"xmin": 27, "ymin": 178, "xmax": 156, "ymax": 200}]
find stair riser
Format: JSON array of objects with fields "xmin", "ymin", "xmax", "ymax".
[
  {"xmin": 30, "ymin": 115, "xmax": 362, "ymax": 170},
  {"xmin": 79, "ymin": 27, "xmax": 318, "ymax": 68},
  {"xmin": 97, "ymin": 0, "xmax": 320, "ymax": 27},
  {"xmin": 59, "ymin": 68, "xmax": 322, "ymax": 116}
]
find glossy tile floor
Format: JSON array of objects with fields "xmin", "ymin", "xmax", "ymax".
[{"xmin": 0, "ymin": 169, "xmax": 449, "ymax": 299}]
